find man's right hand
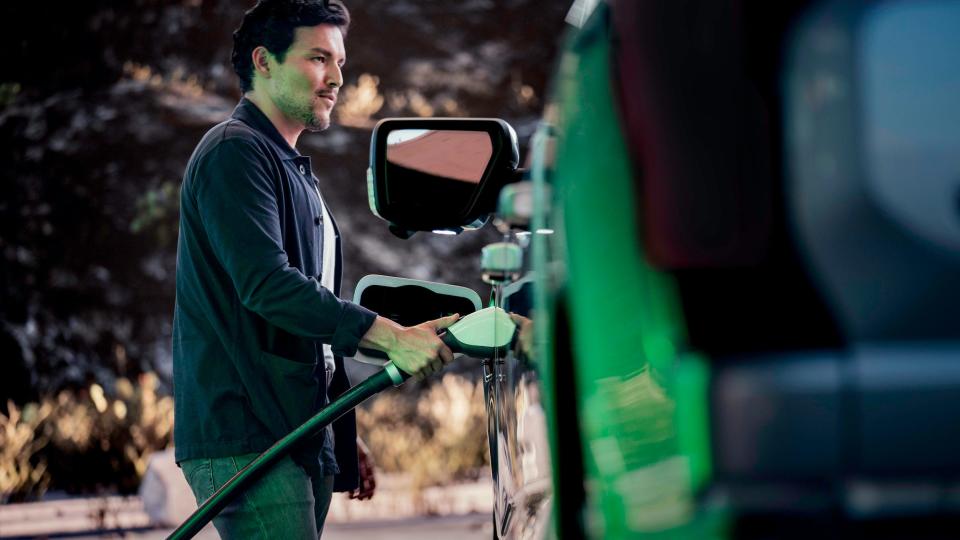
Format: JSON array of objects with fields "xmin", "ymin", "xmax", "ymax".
[{"xmin": 358, "ymin": 313, "xmax": 460, "ymax": 380}]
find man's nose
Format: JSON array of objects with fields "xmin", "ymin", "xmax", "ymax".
[{"xmin": 326, "ymin": 63, "xmax": 343, "ymax": 89}]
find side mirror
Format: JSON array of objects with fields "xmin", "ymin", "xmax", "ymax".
[{"xmin": 367, "ymin": 118, "xmax": 521, "ymax": 237}]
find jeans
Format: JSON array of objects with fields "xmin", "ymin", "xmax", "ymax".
[{"xmin": 181, "ymin": 452, "xmax": 335, "ymax": 539}]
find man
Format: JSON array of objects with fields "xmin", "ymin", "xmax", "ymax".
[{"xmin": 172, "ymin": 0, "xmax": 457, "ymax": 537}]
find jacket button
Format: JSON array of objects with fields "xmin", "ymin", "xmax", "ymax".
[
  {"xmin": 299, "ymin": 164, "xmax": 306, "ymax": 175},
  {"xmin": 315, "ymin": 216, "xmax": 321, "ymax": 225}
]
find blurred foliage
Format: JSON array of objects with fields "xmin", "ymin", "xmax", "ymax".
[
  {"xmin": 130, "ymin": 181, "xmax": 179, "ymax": 239},
  {"xmin": 357, "ymin": 374, "xmax": 489, "ymax": 491},
  {"xmin": 336, "ymin": 73, "xmax": 386, "ymax": 128},
  {"xmin": 0, "ymin": 373, "xmax": 173, "ymax": 502},
  {"xmin": 0, "ymin": 82, "xmax": 21, "ymax": 108},
  {"xmin": 0, "ymin": 400, "xmax": 53, "ymax": 503}
]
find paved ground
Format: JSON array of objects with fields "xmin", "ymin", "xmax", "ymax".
[
  {"xmin": 70, "ymin": 513, "xmax": 492, "ymax": 539},
  {"xmin": 322, "ymin": 514, "xmax": 491, "ymax": 540},
  {"xmin": 0, "ymin": 468, "xmax": 494, "ymax": 539}
]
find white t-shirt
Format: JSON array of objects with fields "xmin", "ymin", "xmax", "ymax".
[{"xmin": 313, "ymin": 182, "xmax": 337, "ymax": 376}]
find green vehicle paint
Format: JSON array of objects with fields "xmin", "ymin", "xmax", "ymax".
[{"xmin": 533, "ymin": 5, "xmax": 717, "ymax": 537}]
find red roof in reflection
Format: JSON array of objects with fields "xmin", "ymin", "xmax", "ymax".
[{"xmin": 386, "ymin": 130, "xmax": 492, "ymax": 183}]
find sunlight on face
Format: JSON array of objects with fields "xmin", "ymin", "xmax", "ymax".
[{"xmin": 269, "ymin": 24, "xmax": 346, "ymax": 132}]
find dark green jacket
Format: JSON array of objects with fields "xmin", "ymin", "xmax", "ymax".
[{"xmin": 172, "ymin": 98, "xmax": 376, "ymax": 491}]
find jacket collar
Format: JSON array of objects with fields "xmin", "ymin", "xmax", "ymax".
[{"xmin": 231, "ymin": 97, "xmax": 300, "ymax": 160}]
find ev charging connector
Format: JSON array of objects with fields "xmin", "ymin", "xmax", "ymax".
[{"xmin": 442, "ymin": 306, "xmax": 517, "ymax": 358}]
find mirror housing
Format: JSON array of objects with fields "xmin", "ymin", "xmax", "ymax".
[{"xmin": 367, "ymin": 118, "xmax": 520, "ymax": 237}]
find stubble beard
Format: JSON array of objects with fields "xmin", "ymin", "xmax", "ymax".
[
  {"xmin": 299, "ymin": 100, "xmax": 330, "ymax": 132},
  {"xmin": 276, "ymin": 92, "xmax": 330, "ymax": 132},
  {"xmin": 305, "ymin": 96, "xmax": 331, "ymax": 131},
  {"xmin": 304, "ymin": 93, "xmax": 333, "ymax": 132},
  {"xmin": 305, "ymin": 109, "xmax": 330, "ymax": 132}
]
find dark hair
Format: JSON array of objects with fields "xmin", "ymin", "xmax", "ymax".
[{"xmin": 232, "ymin": 0, "xmax": 350, "ymax": 93}]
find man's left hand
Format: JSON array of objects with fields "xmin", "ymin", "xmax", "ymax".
[{"xmin": 349, "ymin": 437, "xmax": 376, "ymax": 500}]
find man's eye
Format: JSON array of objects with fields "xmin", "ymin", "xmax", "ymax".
[{"xmin": 312, "ymin": 56, "xmax": 326, "ymax": 63}]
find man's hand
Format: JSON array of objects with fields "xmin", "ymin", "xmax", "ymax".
[
  {"xmin": 509, "ymin": 312, "xmax": 534, "ymax": 359},
  {"xmin": 359, "ymin": 313, "xmax": 460, "ymax": 380},
  {"xmin": 349, "ymin": 437, "xmax": 376, "ymax": 501}
]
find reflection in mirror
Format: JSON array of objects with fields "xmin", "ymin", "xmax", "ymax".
[
  {"xmin": 384, "ymin": 129, "xmax": 494, "ymax": 220},
  {"xmin": 387, "ymin": 129, "xmax": 493, "ymax": 182},
  {"xmin": 863, "ymin": 0, "xmax": 960, "ymax": 252}
]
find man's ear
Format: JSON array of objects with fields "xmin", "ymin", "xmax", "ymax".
[{"xmin": 251, "ymin": 46, "xmax": 272, "ymax": 79}]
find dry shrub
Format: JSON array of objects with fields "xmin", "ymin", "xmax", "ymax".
[
  {"xmin": 0, "ymin": 372, "xmax": 173, "ymax": 501},
  {"xmin": 0, "ymin": 401, "xmax": 54, "ymax": 503},
  {"xmin": 5, "ymin": 371, "xmax": 486, "ymax": 501},
  {"xmin": 357, "ymin": 373, "xmax": 489, "ymax": 490}
]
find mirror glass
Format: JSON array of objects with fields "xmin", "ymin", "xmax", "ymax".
[
  {"xmin": 862, "ymin": 0, "xmax": 960, "ymax": 252},
  {"xmin": 384, "ymin": 129, "xmax": 494, "ymax": 218}
]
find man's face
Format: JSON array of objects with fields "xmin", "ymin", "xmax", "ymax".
[{"xmin": 265, "ymin": 24, "xmax": 345, "ymax": 132}]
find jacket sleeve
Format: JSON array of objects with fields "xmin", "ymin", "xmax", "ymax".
[{"xmin": 191, "ymin": 136, "xmax": 376, "ymax": 357}]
